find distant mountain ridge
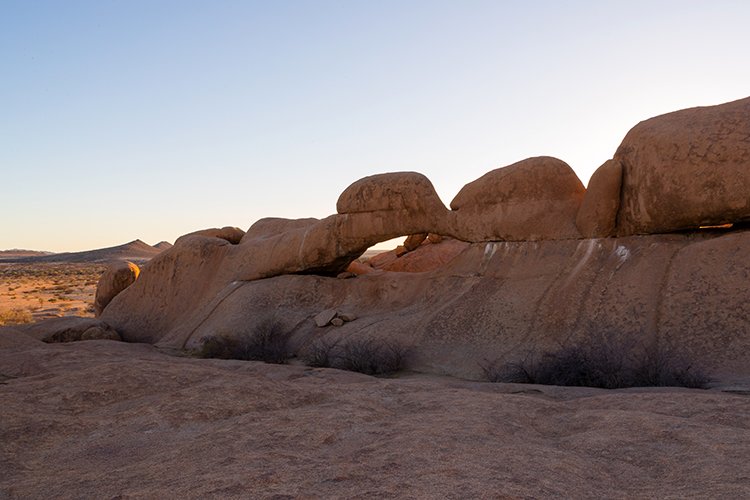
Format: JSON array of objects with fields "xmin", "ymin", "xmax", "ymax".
[
  {"xmin": 0, "ymin": 249, "xmax": 54, "ymax": 258},
  {"xmin": 153, "ymin": 241, "xmax": 174, "ymax": 250},
  {"xmin": 0, "ymin": 240, "xmax": 170, "ymax": 264}
]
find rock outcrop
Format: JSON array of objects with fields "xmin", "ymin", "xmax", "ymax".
[
  {"xmin": 449, "ymin": 156, "xmax": 585, "ymax": 241},
  {"xmin": 576, "ymin": 159, "xmax": 623, "ymax": 238},
  {"xmin": 336, "ymin": 172, "xmax": 446, "ymax": 215},
  {"xmin": 94, "ymin": 261, "xmax": 140, "ymax": 316},
  {"xmin": 94, "ymin": 97, "xmax": 750, "ymax": 382},
  {"xmin": 175, "ymin": 226, "xmax": 245, "ymax": 245},
  {"xmin": 15, "ymin": 316, "xmax": 121, "ymax": 343},
  {"xmin": 613, "ymin": 96, "xmax": 750, "ymax": 235}
]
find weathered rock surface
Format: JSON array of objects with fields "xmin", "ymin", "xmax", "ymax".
[
  {"xmin": 14, "ymin": 316, "xmax": 120, "ymax": 343},
  {"xmin": 175, "ymin": 226, "xmax": 245, "ymax": 246},
  {"xmin": 314, "ymin": 308, "xmax": 337, "ymax": 327},
  {"xmin": 376, "ymin": 237, "xmax": 470, "ymax": 273},
  {"xmin": 241, "ymin": 217, "xmax": 319, "ymax": 243},
  {"xmin": 94, "ymin": 260, "xmax": 140, "ymax": 316},
  {"xmin": 576, "ymin": 158, "xmax": 623, "ymax": 238},
  {"xmin": 449, "ymin": 156, "xmax": 585, "ymax": 241},
  {"xmin": 336, "ymin": 172, "xmax": 447, "ymax": 215},
  {"xmin": 367, "ymin": 248, "xmax": 400, "ymax": 269},
  {"xmin": 102, "ymin": 223, "xmax": 750, "ymax": 382},
  {"xmin": 96, "ymin": 98, "xmax": 750, "ymax": 382},
  {"xmin": 80, "ymin": 325, "xmax": 121, "ymax": 341},
  {"xmin": 0, "ymin": 327, "xmax": 41, "ymax": 348},
  {"xmin": 614, "ymin": 96, "xmax": 750, "ymax": 235},
  {"xmin": 403, "ymin": 233, "xmax": 428, "ymax": 251},
  {"xmin": 1, "ymin": 339, "xmax": 749, "ymax": 499}
]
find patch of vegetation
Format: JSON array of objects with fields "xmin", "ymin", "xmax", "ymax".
[
  {"xmin": 304, "ymin": 338, "xmax": 341, "ymax": 368},
  {"xmin": 482, "ymin": 333, "xmax": 710, "ymax": 389},
  {"xmin": 0, "ymin": 308, "xmax": 33, "ymax": 326},
  {"xmin": 199, "ymin": 321, "xmax": 292, "ymax": 364},
  {"xmin": 303, "ymin": 337, "xmax": 410, "ymax": 376}
]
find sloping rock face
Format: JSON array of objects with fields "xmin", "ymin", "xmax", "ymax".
[
  {"xmin": 449, "ymin": 156, "xmax": 585, "ymax": 241},
  {"xmin": 98, "ymin": 98, "xmax": 750, "ymax": 382},
  {"xmin": 613, "ymin": 96, "xmax": 750, "ymax": 235},
  {"xmin": 102, "ymin": 226, "xmax": 750, "ymax": 380}
]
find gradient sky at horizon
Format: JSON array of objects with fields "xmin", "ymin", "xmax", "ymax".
[{"xmin": 2, "ymin": 0, "xmax": 750, "ymax": 252}]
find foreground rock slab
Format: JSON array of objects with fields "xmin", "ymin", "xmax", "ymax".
[{"xmin": 1, "ymin": 339, "xmax": 749, "ymax": 499}]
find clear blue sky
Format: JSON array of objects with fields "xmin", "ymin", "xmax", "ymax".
[{"xmin": 2, "ymin": 0, "xmax": 749, "ymax": 252}]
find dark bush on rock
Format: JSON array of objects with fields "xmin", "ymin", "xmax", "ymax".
[
  {"xmin": 199, "ymin": 321, "xmax": 291, "ymax": 364},
  {"xmin": 303, "ymin": 337, "xmax": 409, "ymax": 376},
  {"xmin": 304, "ymin": 338, "xmax": 341, "ymax": 368},
  {"xmin": 482, "ymin": 334, "xmax": 710, "ymax": 389}
]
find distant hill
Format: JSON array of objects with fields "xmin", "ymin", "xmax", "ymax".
[
  {"xmin": 0, "ymin": 249, "xmax": 54, "ymax": 260},
  {"xmin": 153, "ymin": 241, "xmax": 173, "ymax": 250},
  {"xmin": 1, "ymin": 240, "xmax": 168, "ymax": 264}
]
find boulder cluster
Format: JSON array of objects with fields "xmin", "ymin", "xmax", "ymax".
[{"xmin": 88, "ymin": 97, "xmax": 750, "ymax": 379}]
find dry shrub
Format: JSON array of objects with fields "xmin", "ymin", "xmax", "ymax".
[
  {"xmin": 0, "ymin": 308, "xmax": 33, "ymax": 326},
  {"xmin": 200, "ymin": 321, "xmax": 291, "ymax": 364},
  {"xmin": 304, "ymin": 338, "xmax": 341, "ymax": 368},
  {"xmin": 303, "ymin": 337, "xmax": 409, "ymax": 376},
  {"xmin": 482, "ymin": 333, "xmax": 709, "ymax": 389}
]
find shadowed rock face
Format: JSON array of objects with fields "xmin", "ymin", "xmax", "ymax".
[
  {"xmin": 97, "ymin": 97, "xmax": 750, "ymax": 381},
  {"xmin": 576, "ymin": 159, "xmax": 623, "ymax": 238}
]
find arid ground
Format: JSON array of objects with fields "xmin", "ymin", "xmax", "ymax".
[
  {"xmin": 0, "ymin": 263, "xmax": 105, "ymax": 324},
  {"xmin": 1, "ymin": 334, "xmax": 749, "ymax": 499}
]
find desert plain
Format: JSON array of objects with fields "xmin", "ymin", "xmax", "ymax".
[{"xmin": 0, "ymin": 263, "xmax": 104, "ymax": 323}]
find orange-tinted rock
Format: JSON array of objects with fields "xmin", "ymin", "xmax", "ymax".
[
  {"xmin": 94, "ymin": 261, "xmax": 140, "ymax": 316},
  {"xmin": 614, "ymin": 96, "xmax": 750, "ymax": 235},
  {"xmin": 241, "ymin": 217, "xmax": 318, "ymax": 243},
  {"xmin": 427, "ymin": 233, "xmax": 444, "ymax": 244},
  {"xmin": 404, "ymin": 233, "xmax": 428, "ymax": 251},
  {"xmin": 346, "ymin": 260, "xmax": 375, "ymax": 275},
  {"xmin": 449, "ymin": 156, "xmax": 585, "ymax": 241},
  {"xmin": 368, "ymin": 249, "xmax": 400, "ymax": 269},
  {"xmin": 380, "ymin": 238, "xmax": 469, "ymax": 273},
  {"xmin": 336, "ymin": 172, "xmax": 447, "ymax": 215},
  {"xmin": 175, "ymin": 226, "xmax": 245, "ymax": 246},
  {"xmin": 576, "ymin": 159, "xmax": 623, "ymax": 238}
]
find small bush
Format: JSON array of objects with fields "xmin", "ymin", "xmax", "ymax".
[
  {"xmin": 0, "ymin": 308, "xmax": 33, "ymax": 326},
  {"xmin": 199, "ymin": 321, "xmax": 291, "ymax": 364},
  {"xmin": 302, "ymin": 337, "xmax": 409, "ymax": 376},
  {"xmin": 304, "ymin": 338, "xmax": 341, "ymax": 368},
  {"xmin": 482, "ymin": 334, "xmax": 710, "ymax": 389}
]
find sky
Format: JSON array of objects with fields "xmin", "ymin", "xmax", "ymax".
[{"xmin": 2, "ymin": 0, "xmax": 750, "ymax": 252}]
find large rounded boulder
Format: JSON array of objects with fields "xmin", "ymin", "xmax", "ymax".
[
  {"xmin": 94, "ymin": 261, "xmax": 140, "ymax": 316},
  {"xmin": 449, "ymin": 156, "xmax": 585, "ymax": 241},
  {"xmin": 614, "ymin": 96, "xmax": 750, "ymax": 235},
  {"xmin": 336, "ymin": 172, "xmax": 447, "ymax": 215}
]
